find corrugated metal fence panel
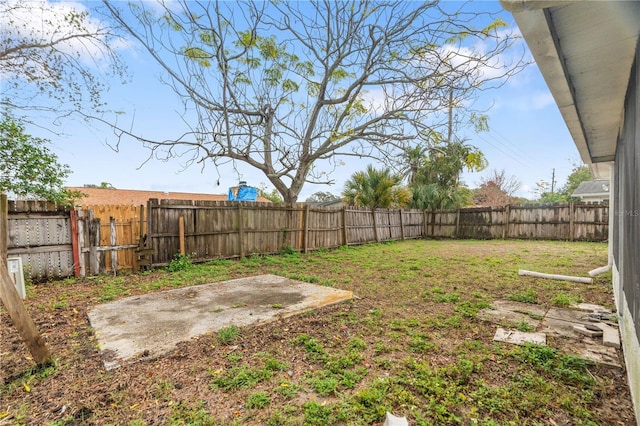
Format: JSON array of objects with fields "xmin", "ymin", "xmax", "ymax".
[{"xmin": 6, "ymin": 200, "xmax": 73, "ymax": 281}]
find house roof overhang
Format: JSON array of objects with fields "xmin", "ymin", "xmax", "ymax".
[{"xmin": 501, "ymin": 1, "xmax": 640, "ymax": 179}]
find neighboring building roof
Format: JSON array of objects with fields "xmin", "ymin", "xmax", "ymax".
[
  {"xmin": 571, "ymin": 180, "xmax": 610, "ymax": 198},
  {"xmin": 501, "ymin": 1, "xmax": 640, "ymax": 178},
  {"xmin": 308, "ymin": 199, "xmax": 344, "ymax": 208},
  {"xmin": 68, "ymin": 187, "xmax": 271, "ymax": 206}
]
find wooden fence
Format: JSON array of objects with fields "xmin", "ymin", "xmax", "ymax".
[
  {"xmin": 146, "ymin": 199, "xmax": 608, "ymax": 266},
  {"xmin": 2, "ymin": 196, "xmax": 608, "ymax": 279},
  {"xmin": 427, "ymin": 204, "xmax": 608, "ymax": 241},
  {"xmin": 89, "ymin": 205, "xmax": 145, "ymax": 273}
]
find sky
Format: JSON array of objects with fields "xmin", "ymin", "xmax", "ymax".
[{"xmin": 7, "ymin": 0, "xmax": 583, "ymax": 202}]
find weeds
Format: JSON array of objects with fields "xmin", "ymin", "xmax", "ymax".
[
  {"xmin": 551, "ymin": 292, "xmax": 582, "ymax": 307},
  {"xmin": 246, "ymin": 391, "xmax": 271, "ymax": 409},
  {"xmin": 507, "ymin": 288, "xmax": 538, "ymax": 304},
  {"xmin": 217, "ymin": 325, "xmax": 240, "ymax": 345},
  {"xmin": 167, "ymin": 253, "xmax": 193, "ymax": 272}
]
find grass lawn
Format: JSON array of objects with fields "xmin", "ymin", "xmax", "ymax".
[{"xmin": 1, "ymin": 239, "xmax": 636, "ymax": 425}]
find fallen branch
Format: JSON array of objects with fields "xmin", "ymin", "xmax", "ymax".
[{"xmin": 518, "ymin": 269, "xmax": 593, "ymax": 284}]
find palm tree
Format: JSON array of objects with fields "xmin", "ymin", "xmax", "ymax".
[
  {"xmin": 399, "ymin": 144, "xmax": 429, "ymax": 185},
  {"xmin": 342, "ymin": 165, "xmax": 410, "ymax": 208},
  {"xmin": 408, "ymin": 183, "xmax": 472, "ymax": 210}
]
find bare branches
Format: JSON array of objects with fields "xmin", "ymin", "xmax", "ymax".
[
  {"xmin": 99, "ymin": 0, "xmax": 526, "ymax": 202},
  {"xmin": 0, "ymin": 0, "xmax": 127, "ymax": 117}
]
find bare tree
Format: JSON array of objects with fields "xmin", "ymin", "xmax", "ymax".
[
  {"xmin": 101, "ymin": 0, "xmax": 526, "ymax": 202},
  {"xmin": 478, "ymin": 169, "xmax": 522, "ymax": 196},
  {"xmin": 473, "ymin": 168, "xmax": 521, "ymax": 206},
  {"xmin": 0, "ymin": 0, "xmax": 126, "ymax": 119}
]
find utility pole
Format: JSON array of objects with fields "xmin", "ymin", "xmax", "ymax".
[
  {"xmin": 551, "ymin": 168, "xmax": 556, "ymax": 193},
  {"xmin": 447, "ymin": 89, "xmax": 453, "ymax": 144}
]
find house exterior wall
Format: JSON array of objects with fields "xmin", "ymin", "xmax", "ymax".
[{"xmin": 612, "ymin": 38, "xmax": 640, "ymax": 423}]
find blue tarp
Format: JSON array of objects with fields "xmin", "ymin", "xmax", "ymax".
[{"xmin": 228, "ymin": 185, "xmax": 258, "ymax": 201}]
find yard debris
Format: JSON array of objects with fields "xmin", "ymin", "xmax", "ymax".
[
  {"xmin": 572, "ymin": 342, "xmax": 622, "ymax": 368},
  {"xmin": 573, "ymin": 325, "xmax": 603, "ymax": 338},
  {"xmin": 573, "ymin": 303, "xmax": 611, "ymax": 313},
  {"xmin": 384, "ymin": 412, "xmax": 409, "ymax": 426},
  {"xmin": 593, "ymin": 322, "xmax": 621, "ymax": 349},
  {"xmin": 584, "ymin": 312, "xmax": 618, "ymax": 324},
  {"xmin": 480, "ymin": 300, "xmax": 624, "ymax": 368},
  {"xmin": 518, "ymin": 269, "xmax": 593, "ymax": 284},
  {"xmin": 493, "ymin": 327, "xmax": 547, "ymax": 346}
]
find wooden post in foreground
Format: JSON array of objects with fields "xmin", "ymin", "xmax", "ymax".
[{"xmin": 0, "ymin": 257, "xmax": 52, "ymax": 365}]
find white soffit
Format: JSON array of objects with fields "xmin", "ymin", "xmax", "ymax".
[{"xmin": 502, "ymin": 1, "xmax": 640, "ymax": 165}]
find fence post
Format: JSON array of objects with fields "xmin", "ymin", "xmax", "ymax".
[
  {"xmin": 399, "ymin": 210, "xmax": 405, "ymax": 240},
  {"xmin": 503, "ymin": 205, "xmax": 511, "ymax": 239},
  {"xmin": 298, "ymin": 204, "xmax": 304, "ymax": 250},
  {"xmin": 455, "ymin": 209, "xmax": 461, "ymax": 238},
  {"xmin": 372, "ymin": 208, "xmax": 379, "ymax": 243},
  {"xmin": 139, "ymin": 204, "xmax": 146, "ymax": 246},
  {"xmin": 237, "ymin": 204, "xmax": 244, "ymax": 258},
  {"xmin": 303, "ymin": 204, "xmax": 310, "ymax": 253},
  {"xmin": 110, "ymin": 217, "xmax": 118, "ymax": 275},
  {"xmin": 431, "ymin": 211, "xmax": 436, "ymax": 237},
  {"xmin": 179, "ymin": 215, "xmax": 185, "ymax": 255},
  {"xmin": 341, "ymin": 207, "xmax": 348, "ymax": 246},
  {"xmin": 88, "ymin": 213, "xmax": 101, "ymax": 275},
  {"xmin": 70, "ymin": 210, "xmax": 81, "ymax": 277},
  {"xmin": 77, "ymin": 210, "xmax": 86, "ymax": 277},
  {"xmin": 569, "ymin": 202, "xmax": 575, "ymax": 242},
  {"xmin": 423, "ymin": 210, "xmax": 428, "ymax": 238}
]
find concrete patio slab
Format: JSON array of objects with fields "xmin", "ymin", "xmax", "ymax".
[{"xmin": 88, "ymin": 275, "xmax": 353, "ymax": 370}]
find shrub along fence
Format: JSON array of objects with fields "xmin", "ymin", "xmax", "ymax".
[{"xmin": 1, "ymin": 194, "xmax": 608, "ymax": 280}]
